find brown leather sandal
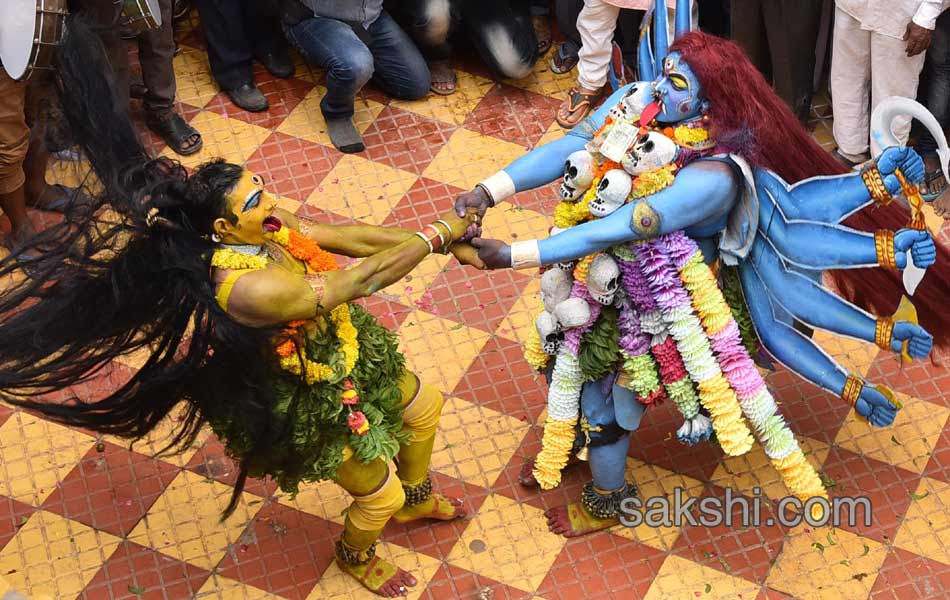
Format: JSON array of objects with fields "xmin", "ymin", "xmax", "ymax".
[{"xmin": 556, "ymin": 86, "xmax": 603, "ymax": 129}]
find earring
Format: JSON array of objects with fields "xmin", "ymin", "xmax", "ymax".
[{"xmin": 211, "ymin": 233, "xmax": 222, "ymax": 243}]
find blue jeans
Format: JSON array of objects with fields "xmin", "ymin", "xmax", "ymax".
[
  {"xmin": 914, "ymin": 11, "xmax": 950, "ymax": 155},
  {"xmin": 284, "ymin": 11, "xmax": 430, "ymax": 120}
]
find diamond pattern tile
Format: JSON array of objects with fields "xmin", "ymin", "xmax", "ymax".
[{"xmin": 5, "ymin": 19, "xmax": 948, "ymax": 600}]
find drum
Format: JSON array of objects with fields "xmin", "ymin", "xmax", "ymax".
[
  {"xmin": 0, "ymin": 0, "xmax": 68, "ymax": 81},
  {"xmin": 120, "ymin": 0, "xmax": 163, "ymax": 34}
]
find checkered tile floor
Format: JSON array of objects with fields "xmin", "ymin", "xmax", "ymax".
[{"xmin": 3, "ymin": 13, "xmax": 950, "ymax": 600}]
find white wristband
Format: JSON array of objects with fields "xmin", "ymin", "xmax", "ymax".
[
  {"xmin": 510, "ymin": 240, "xmax": 541, "ymax": 270},
  {"xmin": 479, "ymin": 171, "xmax": 516, "ymax": 204}
]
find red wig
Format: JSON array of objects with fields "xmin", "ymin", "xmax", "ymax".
[{"xmin": 671, "ymin": 32, "xmax": 950, "ymax": 350}]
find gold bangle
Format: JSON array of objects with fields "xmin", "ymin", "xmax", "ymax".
[
  {"xmin": 861, "ymin": 163, "xmax": 892, "ymax": 206},
  {"xmin": 414, "ymin": 231, "xmax": 433, "ymax": 253},
  {"xmin": 874, "ymin": 317, "xmax": 895, "ymax": 351},
  {"xmin": 841, "ymin": 374, "xmax": 864, "ymax": 407},
  {"xmin": 874, "ymin": 230, "xmax": 897, "ymax": 271},
  {"xmin": 424, "ymin": 224, "xmax": 446, "ymax": 252}
]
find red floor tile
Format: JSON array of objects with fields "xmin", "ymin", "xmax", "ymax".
[
  {"xmin": 764, "ymin": 368, "xmax": 850, "ymax": 444},
  {"xmin": 865, "ymin": 350, "xmax": 950, "ymax": 409},
  {"xmin": 80, "ymin": 540, "xmax": 210, "ymax": 600},
  {"xmin": 354, "ymin": 294, "xmax": 414, "ymax": 331},
  {"xmin": 42, "ymin": 441, "xmax": 179, "ymax": 537},
  {"xmin": 537, "ymin": 533, "xmax": 668, "ymax": 600},
  {"xmin": 869, "ymin": 547, "xmax": 950, "ymax": 600},
  {"xmin": 0, "ymin": 495, "xmax": 37, "ymax": 551},
  {"xmin": 381, "ymin": 177, "xmax": 467, "ymax": 232},
  {"xmin": 204, "ymin": 77, "xmax": 314, "ymax": 130},
  {"xmin": 185, "ymin": 438, "xmax": 279, "ymax": 499},
  {"xmin": 423, "ymin": 266, "xmax": 532, "ymax": 333},
  {"xmin": 361, "ymin": 106, "xmax": 458, "ymax": 175},
  {"xmin": 245, "ymin": 131, "xmax": 342, "ymax": 203},
  {"xmin": 420, "ymin": 564, "xmax": 533, "ymax": 600},
  {"xmin": 215, "ymin": 502, "xmax": 341, "ymax": 600},
  {"xmin": 924, "ymin": 425, "xmax": 950, "ymax": 485},
  {"xmin": 452, "ymin": 336, "xmax": 549, "ymax": 421},
  {"xmin": 672, "ymin": 485, "xmax": 789, "ymax": 584},
  {"xmin": 628, "ymin": 400, "xmax": 725, "ymax": 483},
  {"xmin": 464, "ymin": 84, "xmax": 561, "ymax": 149}
]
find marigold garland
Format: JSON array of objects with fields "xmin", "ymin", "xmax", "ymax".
[{"xmin": 631, "ymin": 165, "xmax": 677, "ymax": 199}]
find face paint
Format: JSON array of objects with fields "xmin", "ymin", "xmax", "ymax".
[
  {"xmin": 652, "ymin": 52, "xmax": 705, "ymax": 124},
  {"xmin": 220, "ymin": 170, "xmax": 280, "ymax": 245}
]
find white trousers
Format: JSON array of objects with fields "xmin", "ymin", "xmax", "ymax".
[{"xmin": 830, "ymin": 7, "xmax": 927, "ymax": 159}]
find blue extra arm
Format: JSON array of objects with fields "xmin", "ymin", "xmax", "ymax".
[
  {"xmin": 503, "ymin": 84, "xmax": 640, "ymax": 193},
  {"xmin": 537, "ymin": 160, "xmax": 737, "ymax": 265}
]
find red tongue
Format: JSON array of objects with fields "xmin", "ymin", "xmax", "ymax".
[
  {"xmin": 263, "ymin": 216, "xmax": 282, "ymax": 232},
  {"xmin": 639, "ymin": 101, "xmax": 661, "ymax": 127}
]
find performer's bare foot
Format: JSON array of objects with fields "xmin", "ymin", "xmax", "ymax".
[
  {"xmin": 391, "ymin": 493, "xmax": 466, "ymax": 523},
  {"xmin": 545, "ymin": 502, "xmax": 618, "ymax": 537},
  {"xmin": 338, "ymin": 555, "xmax": 417, "ymax": 597}
]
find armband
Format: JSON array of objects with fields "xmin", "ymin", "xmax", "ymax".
[
  {"xmin": 874, "ymin": 317, "xmax": 895, "ymax": 351},
  {"xmin": 510, "ymin": 240, "xmax": 541, "ymax": 270},
  {"xmin": 841, "ymin": 374, "xmax": 864, "ymax": 407},
  {"xmin": 631, "ymin": 200, "xmax": 661, "ymax": 237},
  {"xmin": 874, "ymin": 230, "xmax": 897, "ymax": 271},
  {"xmin": 861, "ymin": 163, "xmax": 892, "ymax": 206}
]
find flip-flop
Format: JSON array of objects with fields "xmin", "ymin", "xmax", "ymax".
[
  {"xmin": 556, "ymin": 86, "xmax": 602, "ymax": 129},
  {"xmin": 550, "ymin": 42, "xmax": 578, "ymax": 75},
  {"xmin": 921, "ymin": 167, "xmax": 947, "ymax": 202},
  {"xmin": 147, "ymin": 111, "xmax": 203, "ymax": 156}
]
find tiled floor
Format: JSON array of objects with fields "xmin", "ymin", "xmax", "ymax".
[{"xmin": 2, "ymin": 14, "xmax": 950, "ymax": 600}]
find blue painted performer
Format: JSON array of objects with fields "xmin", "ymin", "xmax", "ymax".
[{"xmin": 451, "ymin": 0, "xmax": 949, "ymax": 537}]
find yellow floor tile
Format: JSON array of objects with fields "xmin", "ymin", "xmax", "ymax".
[
  {"xmin": 305, "ymin": 541, "xmax": 441, "ymax": 600},
  {"xmin": 0, "ymin": 511, "xmax": 120, "ymax": 599},
  {"xmin": 766, "ymin": 525, "xmax": 888, "ymax": 600},
  {"xmin": 429, "ymin": 396, "xmax": 530, "ymax": 487},
  {"xmin": 422, "ymin": 129, "xmax": 531, "ymax": 191},
  {"xmin": 194, "ymin": 574, "xmax": 283, "ymax": 599},
  {"xmin": 173, "ymin": 45, "xmax": 220, "ymax": 108},
  {"xmin": 835, "ymin": 393, "xmax": 948, "ymax": 473},
  {"xmin": 609, "ymin": 458, "xmax": 705, "ymax": 552},
  {"xmin": 278, "ymin": 87, "xmax": 384, "ymax": 147},
  {"xmin": 535, "ymin": 120, "xmax": 568, "ymax": 148},
  {"xmin": 447, "ymin": 493, "xmax": 567, "ymax": 593},
  {"xmin": 279, "ymin": 479, "xmax": 350, "ymax": 525},
  {"xmin": 495, "ymin": 278, "xmax": 542, "ymax": 346},
  {"xmin": 504, "ymin": 58, "xmax": 577, "ymax": 99},
  {"xmin": 162, "ymin": 110, "xmax": 271, "ymax": 169},
  {"xmin": 480, "ymin": 201, "xmax": 553, "ymax": 247},
  {"xmin": 105, "ymin": 402, "xmax": 210, "ymax": 467},
  {"xmin": 711, "ymin": 436, "xmax": 830, "ymax": 503},
  {"xmin": 894, "ymin": 476, "xmax": 950, "ymax": 565},
  {"xmin": 812, "ymin": 330, "xmax": 879, "ymax": 379},
  {"xmin": 127, "ymin": 470, "xmax": 256, "ymax": 570},
  {"xmin": 381, "ymin": 254, "xmax": 453, "ymax": 306},
  {"xmin": 0, "ymin": 412, "xmax": 94, "ymax": 506},
  {"xmin": 309, "ymin": 154, "xmax": 419, "ymax": 225},
  {"xmin": 391, "ymin": 71, "xmax": 494, "ymax": 126},
  {"xmin": 44, "ymin": 158, "xmax": 98, "ymax": 192},
  {"xmin": 397, "ymin": 310, "xmax": 490, "ymax": 393},
  {"xmin": 643, "ymin": 554, "xmax": 760, "ymax": 600}
]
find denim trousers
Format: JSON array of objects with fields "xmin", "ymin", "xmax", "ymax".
[{"xmin": 285, "ymin": 10, "xmax": 430, "ymax": 120}]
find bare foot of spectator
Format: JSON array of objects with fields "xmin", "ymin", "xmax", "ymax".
[
  {"xmin": 933, "ymin": 187, "xmax": 950, "ymax": 218},
  {"xmin": 326, "ymin": 117, "xmax": 365, "ymax": 154},
  {"xmin": 429, "ymin": 60, "xmax": 457, "ymax": 96},
  {"xmin": 920, "ymin": 153, "xmax": 948, "ymax": 201}
]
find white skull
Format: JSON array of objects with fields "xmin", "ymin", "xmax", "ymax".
[
  {"xmin": 554, "ymin": 260, "xmax": 576, "ymax": 272},
  {"xmin": 621, "ymin": 131, "xmax": 678, "ymax": 176},
  {"xmin": 536, "ymin": 311, "xmax": 564, "ymax": 355},
  {"xmin": 590, "ymin": 169, "xmax": 632, "ymax": 217},
  {"xmin": 587, "ymin": 254, "xmax": 621, "ymax": 305},
  {"xmin": 540, "ymin": 268, "xmax": 573, "ymax": 312},
  {"xmin": 608, "ymin": 82, "xmax": 653, "ymax": 122},
  {"xmin": 553, "ymin": 297, "xmax": 592, "ymax": 329},
  {"xmin": 560, "ymin": 150, "xmax": 595, "ymax": 201}
]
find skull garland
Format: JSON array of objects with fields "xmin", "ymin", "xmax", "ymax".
[
  {"xmin": 553, "ymin": 297, "xmax": 592, "ymax": 329},
  {"xmin": 590, "ymin": 169, "xmax": 632, "ymax": 217},
  {"xmin": 560, "ymin": 150, "xmax": 595, "ymax": 201},
  {"xmin": 536, "ymin": 311, "xmax": 564, "ymax": 355},
  {"xmin": 608, "ymin": 81, "xmax": 653, "ymax": 122},
  {"xmin": 540, "ymin": 268, "xmax": 573, "ymax": 313},
  {"xmin": 587, "ymin": 254, "xmax": 621, "ymax": 305},
  {"xmin": 620, "ymin": 131, "xmax": 678, "ymax": 176}
]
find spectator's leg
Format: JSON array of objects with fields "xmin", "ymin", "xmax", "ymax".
[
  {"xmin": 463, "ymin": 0, "xmax": 539, "ymax": 80},
  {"xmin": 243, "ymin": 0, "xmax": 294, "ymax": 79},
  {"xmin": 764, "ymin": 0, "xmax": 822, "ymax": 124},
  {"xmin": 731, "ymin": 0, "xmax": 771, "ymax": 84},
  {"xmin": 285, "ymin": 16, "xmax": 374, "ymax": 152},
  {"xmin": 193, "ymin": 0, "xmax": 265, "ymax": 111},
  {"xmin": 365, "ymin": 11, "xmax": 432, "ymax": 100},
  {"xmin": 575, "ymin": 0, "xmax": 620, "ymax": 92},
  {"xmin": 550, "ymin": 0, "xmax": 583, "ymax": 74},
  {"xmin": 830, "ymin": 6, "xmax": 872, "ymax": 163},
  {"xmin": 613, "ymin": 9, "xmax": 643, "ymax": 69},
  {"xmin": 0, "ymin": 69, "xmax": 33, "ymax": 246},
  {"xmin": 390, "ymin": 0, "xmax": 458, "ymax": 95},
  {"xmin": 867, "ymin": 30, "xmax": 926, "ymax": 156},
  {"xmin": 913, "ymin": 12, "xmax": 950, "ymax": 156}
]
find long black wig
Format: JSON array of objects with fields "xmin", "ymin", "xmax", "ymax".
[{"xmin": 0, "ymin": 16, "xmax": 295, "ymax": 517}]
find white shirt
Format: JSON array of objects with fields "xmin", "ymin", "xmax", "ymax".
[{"xmin": 835, "ymin": 0, "xmax": 950, "ymax": 39}]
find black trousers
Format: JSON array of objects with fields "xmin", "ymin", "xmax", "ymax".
[
  {"xmin": 193, "ymin": 0, "xmax": 287, "ymax": 90},
  {"xmin": 731, "ymin": 0, "xmax": 823, "ymax": 123}
]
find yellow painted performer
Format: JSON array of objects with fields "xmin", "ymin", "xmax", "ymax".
[{"xmin": 0, "ymin": 17, "xmax": 484, "ymax": 599}]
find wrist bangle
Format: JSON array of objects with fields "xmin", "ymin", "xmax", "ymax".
[
  {"xmin": 414, "ymin": 231, "xmax": 434, "ymax": 254},
  {"xmin": 841, "ymin": 374, "xmax": 864, "ymax": 407},
  {"xmin": 429, "ymin": 221, "xmax": 452, "ymax": 254},
  {"xmin": 862, "ymin": 163, "xmax": 892, "ymax": 206},
  {"xmin": 874, "ymin": 317, "xmax": 895, "ymax": 351},
  {"xmin": 475, "ymin": 183, "xmax": 496, "ymax": 208},
  {"xmin": 874, "ymin": 229, "xmax": 898, "ymax": 271},
  {"xmin": 424, "ymin": 224, "xmax": 446, "ymax": 252}
]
